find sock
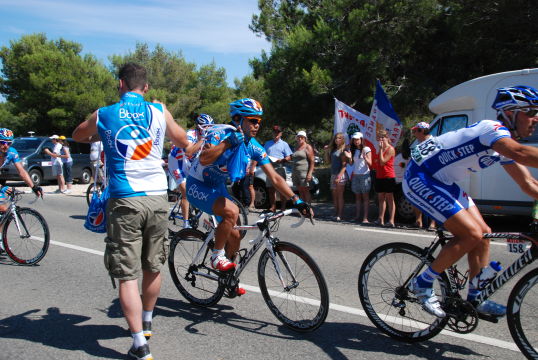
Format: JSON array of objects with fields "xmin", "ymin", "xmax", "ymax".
[
  {"xmin": 132, "ymin": 331, "xmax": 147, "ymax": 348},
  {"xmin": 467, "ymin": 289, "xmax": 481, "ymax": 301},
  {"xmin": 415, "ymin": 266, "xmax": 440, "ymax": 288},
  {"xmin": 211, "ymin": 249, "xmax": 225, "ymax": 260},
  {"xmin": 142, "ymin": 310, "xmax": 153, "ymax": 323},
  {"xmin": 184, "ymin": 220, "xmax": 190, "ymax": 227}
]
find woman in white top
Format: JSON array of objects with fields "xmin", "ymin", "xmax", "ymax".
[
  {"xmin": 59, "ymin": 136, "xmax": 73, "ymax": 193},
  {"xmin": 347, "ymin": 132, "xmax": 372, "ymax": 223}
]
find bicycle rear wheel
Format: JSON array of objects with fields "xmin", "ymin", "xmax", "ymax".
[
  {"xmin": 257, "ymin": 241, "xmax": 329, "ymax": 332},
  {"xmin": 358, "ymin": 242, "xmax": 449, "ymax": 342},
  {"xmin": 507, "ymin": 267, "xmax": 538, "ymax": 359},
  {"xmin": 3, "ymin": 207, "xmax": 50, "ymax": 265},
  {"xmin": 168, "ymin": 228, "xmax": 224, "ymax": 306}
]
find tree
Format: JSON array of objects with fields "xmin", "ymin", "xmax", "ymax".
[{"xmin": 0, "ymin": 33, "xmax": 116, "ymax": 135}]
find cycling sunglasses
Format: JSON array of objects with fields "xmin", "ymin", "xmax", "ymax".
[
  {"xmin": 243, "ymin": 116, "xmax": 262, "ymax": 125},
  {"xmin": 520, "ymin": 108, "xmax": 538, "ymax": 117},
  {"xmin": 0, "ymin": 140, "xmax": 12, "ymax": 146}
]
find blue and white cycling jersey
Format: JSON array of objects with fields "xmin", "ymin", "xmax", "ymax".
[
  {"xmin": 188, "ymin": 127, "xmax": 270, "ymax": 187},
  {"xmin": 97, "ymin": 92, "xmax": 167, "ymax": 198},
  {"xmin": 0, "ymin": 147, "xmax": 21, "ymax": 168},
  {"xmin": 403, "ymin": 120, "xmax": 514, "ymax": 223}
]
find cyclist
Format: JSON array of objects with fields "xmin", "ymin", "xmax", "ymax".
[
  {"xmin": 0, "ymin": 128, "xmax": 43, "ymax": 251},
  {"xmin": 186, "ymin": 98, "xmax": 313, "ymax": 285},
  {"xmin": 403, "ymin": 85, "xmax": 538, "ymax": 318},
  {"xmin": 167, "ymin": 114, "xmax": 214, "ymax": 229}
]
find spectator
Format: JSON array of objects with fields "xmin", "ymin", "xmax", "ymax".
[
  {"xmin": 247, "ymin": 160, "xmax": 257, "ymax": 211},
  {"xmin": 326, "ymin": 132, "xmax": 348, "ymax": 221},
  {"xmin": 291, "ymin": 130, "xmax": 315, "ymax": 204},
  {"xmin": 90, "ymin": 140, "xmax": 104, "ymax": 182},
  {"xmin": 348, "ymin": 132, "xmax": 372, "ymax": 223},
  {"xmin": 410, "ymin": 122, "xmax": 437, "ymax": 231},
  {"xmin": 72, "ymin": 62, "xmax": 188, "ymax": 360},
  {"xmin": 232, "ymin": 159, "xmax": 258, "ymax": 211},
  {"xmin": 264, "ymin": 125, "xmax": 292, "ymax": 212},
  {"xmin": 373, "ymin": 129, "xmax": 396, "ymax": 227},
  {"xmin": 58, "ymin": 136, "xmax": 73, "ymax": 194},
  {"xmin": 43, "ymin": 135, "xmax": 65, "ymax": 193}
]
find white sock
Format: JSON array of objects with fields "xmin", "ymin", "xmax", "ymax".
[
  {"xmin": 142, "ymin": 310, "xmax": 153, "ymax": 323},
  {"xmin": 132, "ymin": 331, "xmax": 147, "ymax": 348},
  {"xmin": 211, "ymin": 249, "xmax": 225, "ymax": 260}
]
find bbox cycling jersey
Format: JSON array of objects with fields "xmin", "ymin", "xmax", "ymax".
[
  {"xmin": 403, "ymin": 120, "xmax": 513, "ymax": 223},
  {"xmin": 0, "ymin": 147, "xmax": 20, "ymax": 168},
  {"xmin": 97, "ymin": 92, "xmax": 167, "ymax": 198}
]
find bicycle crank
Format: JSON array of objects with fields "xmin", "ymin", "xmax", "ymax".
[{"xmin": 444, "ymin": 297, "xmax": 478, "ymax": 334}]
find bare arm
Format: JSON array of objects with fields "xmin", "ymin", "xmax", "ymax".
[
  {"xmin": 43, "ymin": 148, "xmax": 58, "ymax": 158},
  {"xmin": 364, "ymin": 150, "xmax": 373, "ymax": 169},
  {"xmin": 306, "ymin": 145, "xmax": 315, "ymax": 178},
  {"xmin": 199, "ymin": 141, "xmax": 231, "ymax": 166},
  {"xmin": 492, "ymin": 137, "xmax": 538, "ymax": 168},
  {"xmin": 72, "ymin": 111, "xmax": 99, "ymax": 143},
  {"xmin": 503, "ymin": 162, "xmax": 538, "ymax": 199},
  {"xmin": 378, "ymin": 145, "xmax": 395, "ymax": 166},
  {"xmin": 163, "ymin": 106, "xmax": 188, "ymax": 148},
  {"xmin": 59, "ymin": 147, "xmax": 70, "ymax": 159},
  {"xmin": 14, "ymin": 162, "xmax": 35, "ymax": 188},
  {"xmin": 185, "ymin": 136, "xmax": 204, "ymax": 157}
]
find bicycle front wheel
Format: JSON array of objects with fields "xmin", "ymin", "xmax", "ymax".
[
  {"xmin": 3, "ymin": 207, "xmax": 50, "ymax": 265},
  {"xmin": 507, "ymin": 267, "xmax": 538, "ymax": 359},
  {"xmin": 257, "ymin": 241, "xmax": 329, "ymax": 332},
  {"xmin": 168, "ymin": 228, "xmax": 224, "ymax": 306},
  {"xmin": 358, "ymin": 242, "xmax": 449, "ymax": 342}
]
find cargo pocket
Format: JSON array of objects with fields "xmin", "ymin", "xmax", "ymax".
[{"xmin": 103, "ymin": 237, "xmax": 122, "ymax": 277}]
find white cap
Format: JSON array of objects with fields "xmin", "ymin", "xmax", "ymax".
[
  {"xmin": 49, "ymin": 135, "xmax": 59, "ymax": 139},
  {"xmin": 351, "ymin": 132, "xmax": 363, "ymax": 139},
  {"xmin": 296, "ymin": 130, "xmax": 307, "ymax": 138}
]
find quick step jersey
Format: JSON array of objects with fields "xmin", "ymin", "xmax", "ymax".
[
  {"xmin": 408, "ymin": 119, "xmax": 514, "ymax": 185},
  {"xmin": 97, "ymin": 92, "xmax": 167, "ymax": 198}
]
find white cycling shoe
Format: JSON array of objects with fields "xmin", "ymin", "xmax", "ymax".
[
  {"xmin": 475, "ymin": 300, "xmax": 506, "ymax": 317},
  {"xmin": 409, "ymin": 278, "xmax": 446, "ymax": 318}
]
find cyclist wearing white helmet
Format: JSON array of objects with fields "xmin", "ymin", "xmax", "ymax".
[
  {"xmin": 186, "ymin": 98, "xmax": 313, "ymax": 294},
  {"xmin": 403, "ymin": 85, "xmax": 538, "ymax": 318}
]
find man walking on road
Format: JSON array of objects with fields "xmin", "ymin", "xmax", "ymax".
[{"xmin": 73, "ymin": 63, "xmax": 188, "ymax": 360}]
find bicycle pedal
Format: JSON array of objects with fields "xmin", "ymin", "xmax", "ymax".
[{"xmin": 477, "ymin": 312, "xmax": 501, "ymax": 323}]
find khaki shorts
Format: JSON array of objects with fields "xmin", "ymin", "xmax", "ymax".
[{"xmin": 104, "ymin": 194, "xmax": 169, "ymax": 281}]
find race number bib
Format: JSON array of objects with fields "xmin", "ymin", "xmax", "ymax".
[{"xmin": 411, "ymin": 137, "xmax": 441, "ymax": 165}]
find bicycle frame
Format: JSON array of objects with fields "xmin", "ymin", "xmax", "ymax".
[{"xmin": 189, "ymin": 209, "xmax": 305, "ymax": 286}]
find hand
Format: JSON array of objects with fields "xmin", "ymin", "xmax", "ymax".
[
  {"xmin": 294, "ymin": 198, "xmax": 313, "ymax": 218},
  {"xmin": 344, "ymin": 150, "xmax": 351, "ymax": 159},
  {"xmin": 226, "ymin": 130, "xmax": 245, "ymax": 147},
  {"xmin": 306, "ymin": 174, "xmax": 312, "ymax": 182},
  {"xmin": 32, "ymin": 185, "xmax": 43, "ymax": 198}
]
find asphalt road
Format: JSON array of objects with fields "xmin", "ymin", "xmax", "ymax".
[{"xmin": 0, "ymin": 188, "xmax": 534, "ymax": 359}]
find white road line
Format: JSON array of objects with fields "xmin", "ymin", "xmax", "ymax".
[
  {"xmin": 353, "ymin": 227, "xmax": 506, "ymax": 247},
  {"xmin": 51, "ymin": 239, "xmax": 519, "ymax": 352}
]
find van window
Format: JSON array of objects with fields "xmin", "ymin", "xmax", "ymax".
[
  {"xmin": 438, "ymin": 115, "xmax": 468, "ymax": 135},
  {"xmin": 11, "ymin": 138, "xmax": 43, "ymax": 151}
]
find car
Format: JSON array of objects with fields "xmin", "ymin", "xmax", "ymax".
[
  {"xmin": 0, "ymin": 136, "xmax": 93, "ymax": 186},
  {"xmin": 251, "ymin": 164, "xmax": 320, "ymax": 209}
]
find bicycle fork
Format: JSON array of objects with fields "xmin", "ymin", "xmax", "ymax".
[{"xmin": 266, "ymin": 241, "xmax": 299, "ymax": 292}]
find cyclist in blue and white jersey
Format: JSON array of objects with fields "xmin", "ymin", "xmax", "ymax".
[
  {"xmin": 403, "ymin": 86, "xmax": 538, "ymax": 318},
  {"xmin": 186, "ymin": 98, "xmax": 312, "ymax": 282},
  {"xmin": 168, "ymin": 114, "xmax": 214, "ymax": 229},
  {"xmin": 0, "ymin": 128, "xmax": 43, "ymax": 208}
]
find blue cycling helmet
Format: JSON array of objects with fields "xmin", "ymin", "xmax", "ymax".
[
  {"xmin": 493, "ymin": 86, "xmax": 538, "ymax": 135},
  {"xmin": 229, "ymin": 98, "xmax": 263, "ymax": 118},
  {"xmin": 195, "ymin": 113, "xmax": 214, "ymax": 127},
  {"xmin": 0, "ymin": 128, "xmax": 14, "ymax": 141}
]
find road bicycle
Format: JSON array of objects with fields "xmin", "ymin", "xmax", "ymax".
[
  {"xmin": 1, "ymin": 189, "xmax": 50, "ymax": 265},
  {"xmin": 357, "ymin": 227, "xmax": 538, "ymax": 358},
  {"xmin": 85, "ymin": 161, "xmax": 105, "ymax": 206},
  {"xmin": 168, "ymin": 192, "xmax": 248, "ymax": 238},
  {"xmin": 168, "ymin": 208, "xmax": 329, "ymax": 332}
]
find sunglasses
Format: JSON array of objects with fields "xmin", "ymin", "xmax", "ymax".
[
  {"xmin": 243, "ymin": 116, "xmax": 262, "ymax": 125},
  {"xmin": 0, "ymin": 140, "xmax": 12, "ymax": 146},
  {"xmin": 521, "ymin": 108, "xmax": 538, "ymax": 117}
]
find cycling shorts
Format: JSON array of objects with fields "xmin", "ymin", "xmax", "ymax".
[
  {"xmin": 185, "ymin": 176, "xmax": 233, "ymax": 216},
  {"xmin": 168, "ymin": 160, "xmax": 188, "ymax": 188},
  {"xmin": 402, "ymin": 161, "xmax": 475, "ymax": 224}
]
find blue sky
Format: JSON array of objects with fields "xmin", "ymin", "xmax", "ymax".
[{"xmin": 0, "ymin": 0, "xmax": 271, "ymax": 86}]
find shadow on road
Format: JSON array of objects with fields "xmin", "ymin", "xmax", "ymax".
[{"xmin": 0, "ymin": 307, "xmax": 126, "ymax": 359}]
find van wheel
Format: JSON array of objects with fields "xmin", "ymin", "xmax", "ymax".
[
  {"xmin": 254, "ymin": 179, "xmax": 269, "ymax": 209},
  {"xmin": 29, "ymin": 169, "xmax": 43, "ymax": 186},
  {"xmin": 396, "ymin": 195, "xmax": 415, "ymax": 222},
  {"xmin": 79, "ymin": 168, "xmax": 92, "ymax": 184}
]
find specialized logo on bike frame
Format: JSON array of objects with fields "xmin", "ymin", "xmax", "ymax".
[
  {"xmin": 408, "ymin": 177, "xmax": 455, "ymax": 211},
  {"xmin": 188, "ymin": 184, "xmax": 209, "ymax": 201},
  {"xmin": 115, "ymin": 125, "xmax": 153, "ymax": 160}
]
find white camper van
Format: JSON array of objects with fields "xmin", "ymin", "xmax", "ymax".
[{"xmin": 411, "ymin": 68, "xmax": 538, "ymax": 218}]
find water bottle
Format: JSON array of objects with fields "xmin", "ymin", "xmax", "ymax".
[
  {"xmin": 531, "ymin": 201, "xmax": 538, "ymax": 233},
  {"xmin": 470, "ymin": 261, "xmax": 502, "ymax": 290}
]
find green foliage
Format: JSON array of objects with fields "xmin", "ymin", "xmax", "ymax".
[{"xmin": 0, "ymin": 33, "xmax": 116, "ymax": 135}]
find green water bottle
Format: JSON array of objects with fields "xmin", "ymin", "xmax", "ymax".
[{"xmin": 532, "ymin": 201, "xmax": 538, "ymax": 232}]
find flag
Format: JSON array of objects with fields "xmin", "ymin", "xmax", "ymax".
[
  {"xmin": 369, "ymin": 80, "xmax": 402, "ymax": 146},
  {"xmin": 333, "ymin": 98, "xmax": 374, "ymax": 148}
]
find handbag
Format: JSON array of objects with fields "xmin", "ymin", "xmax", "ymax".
[{"xmin": 84, "ymin": 185, "xmax": 109, "ymax": 233}]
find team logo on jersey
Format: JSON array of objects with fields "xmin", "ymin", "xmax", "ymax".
[
  {"xmin": 478, "ymin": 155, "xmax": 500, "ymax": 168},
  {"xmin": 115, "ymin": 125, "xmax": 153, "ymax": 160}
]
